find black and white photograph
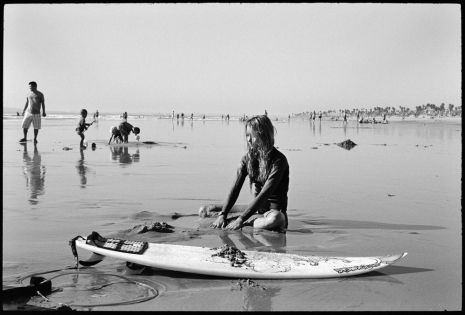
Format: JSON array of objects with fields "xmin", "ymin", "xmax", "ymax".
[{"xmin": 3, "ymin": 3, "xmax": 461, "ymax": 311}]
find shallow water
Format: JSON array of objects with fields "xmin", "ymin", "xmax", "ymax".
[{"xmin": 2, "ymin": 116, "xmax": 462, "ymax": 311}]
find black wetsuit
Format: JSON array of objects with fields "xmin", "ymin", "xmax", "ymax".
[{"xmin": 222, "ymin": 147, "xmax": 289, "ymax": 227}]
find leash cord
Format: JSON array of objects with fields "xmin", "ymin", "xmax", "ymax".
[{"xmin": 17, "ymin": 268, "xmax": 158, "ymax": 308}]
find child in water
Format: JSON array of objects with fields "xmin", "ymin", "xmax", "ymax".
[
  {"xmin": 199, "ymin": 115, "xmax": 290, "ymax": 231},
  {"xmin": 109, "ymin": 123, "xmax": 140, "ymax": 144},
  {"xmin": 108, "ymin": 126, "xmax": 123, "ymax": 144},
  {"xmin": 76, "ymin": 109, "xmax": 94, "ymax": 148},
  {"xmin": 119, "ymin": 121, "xmax": 140, "ymax": 143}
]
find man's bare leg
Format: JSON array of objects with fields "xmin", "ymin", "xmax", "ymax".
[
  {"xmin": 20, "ymin": 128, "xmax": 29, "ymax": 141},
  {"xmin": 33, "ymin": 129, "xmax": 39, "ymax": 143}
]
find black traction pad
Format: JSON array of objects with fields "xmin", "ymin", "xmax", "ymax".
[{"xmin": 86, "ymin": 231, "xmax": 148, "ymax": 255}]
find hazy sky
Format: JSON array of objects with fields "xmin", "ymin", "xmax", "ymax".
[{"xmin": 3, "ymin": 3, "xmax": 461, "ymax": 116}]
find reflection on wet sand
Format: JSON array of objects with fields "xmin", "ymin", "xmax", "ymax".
[
  {"xmin": 76, "ymin": 148, "xmax": 89, "ymax": 189},
  {"xmin": 135, "ymin": 265, "xmax": 280, "ymax": 311},
  {"xmin": 218, "ymin": 230, "xmax": 287, "ymax": 250},
  {"xmin": 110, "ymin": 147, "xmax": 140, "ymax": 166},
  {"xmin": 21, "ymin": 143, "xmax": 46, "ymax": 205},
  {"xmin": 217, "ymin": 231, "xmax": 284, "ymax": 311},
  {"xmin": 230, "ymin": 279, "xmax": 281, "ymax": 311}
]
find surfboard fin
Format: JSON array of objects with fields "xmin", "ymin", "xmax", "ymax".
[
  {"xmin": 122, "ymin": 262, "xmax": 147, "ymax": 275},
  {"xmin": 78, "ymin": 252, "xmax": 105, "ymax": 267}
]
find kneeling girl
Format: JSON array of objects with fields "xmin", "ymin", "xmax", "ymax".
[{"xmin": 199, "ymin": 115, "xmax": 289, "ymax": 231}]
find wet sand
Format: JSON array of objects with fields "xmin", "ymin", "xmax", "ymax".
[{"xmin": 2, "ymin": 116, "xmax": 462, "ymax": 311}]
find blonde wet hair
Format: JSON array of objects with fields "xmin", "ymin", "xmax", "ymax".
[{"xmin": 244, "ymin": 115, "xmax": 276, "ymax": 187}]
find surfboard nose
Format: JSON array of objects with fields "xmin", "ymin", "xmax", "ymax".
[{"xmin": 381, "ymin": 252, "xmax": 408, "ymax": 264}]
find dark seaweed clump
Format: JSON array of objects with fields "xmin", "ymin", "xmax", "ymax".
[
  {"xmin": 131, "ymin": 221, "xmax": 174, "ymax": 234},
  {"xmin": 211, "ymin": 245, "xmax": 247, "ymax": 267}
]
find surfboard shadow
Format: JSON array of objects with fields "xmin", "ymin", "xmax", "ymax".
[
  {"xmin": 365, "ymin": 265, "xmax": 434, "ymax": 277},
  {"xmin": 334, "ymin": 265, "xmax": 433, "ymax": 286},
  {"xmin": 142, "ymin": 267, "xmax": 228, "ymax": 279},
  {"xmin": 127, "ymin": 211, "xmax": 198, "ymax": 221},
  {"xmin": 339, "ymin": 273, "xmax": 405, "ymax": 285}
]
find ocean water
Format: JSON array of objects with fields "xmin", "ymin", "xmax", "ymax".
[{"xmin": 2, "ymin": 116, "xmax": 462, "ymax": 311}]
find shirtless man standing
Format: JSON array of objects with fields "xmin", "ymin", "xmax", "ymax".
[{"xmin": 20, "ymin": 81, "xmax": 46, "ymax": 143}]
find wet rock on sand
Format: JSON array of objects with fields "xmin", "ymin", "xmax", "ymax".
[{"xmin": 336, "ymin": 139, "xmax": 357, "ymax": 150}]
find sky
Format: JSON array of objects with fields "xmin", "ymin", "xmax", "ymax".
[{"xmin": 3, "ymin": 3, "xmax": 461, "ymax": 116}]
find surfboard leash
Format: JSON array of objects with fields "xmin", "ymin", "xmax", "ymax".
[
  {"xmin": 16, "ymin": 268, "xmax": 158, "ymax": 309},
  {"xmin": 6, "ymin": 235, "xmax": 157, "ymax": 310},
  {"xmin": 69, "ymin": 235, "xmax": 85, "ymax": 269}
]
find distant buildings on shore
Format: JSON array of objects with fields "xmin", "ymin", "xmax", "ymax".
[{"xmin": 293, "ymin": 104, "xmax": 462, "ymax": 119}]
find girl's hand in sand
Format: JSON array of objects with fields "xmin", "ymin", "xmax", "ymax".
[
  {"xmin": 225, "ymin": 218, "xmax": 243, "ymax": 230},
  {"xmin": 211, "ymin": 215, "xmax": 226, "ymax": 229}
]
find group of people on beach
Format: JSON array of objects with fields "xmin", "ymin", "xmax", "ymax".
[
  {"xmin": 76, "ymin": 110, "xmax": 141, "ymax": 148},
  {"xmin": 170, "ymin": 111, "xmax": 231, "ymax": 121},
  {"xmin": 330, "ymin": 111, "xmax": 349, "ymax": 123},
  {"xmin": 107, "ymin": 112, "xmax": 140, "ymax": 145},
  {"xmin": 18, "ymin": 81, "xmax": 141, "ymax": 149},
  {"xmin": 296, "ymin": 110, "xmax": 389, "ymax": 124},
  {"xmin": 18, "ymin": 81, "xmax": 290, "ymax": 232},
  {"xmin": 357, "ymin": 112, "xmax": 388, "ymax": 124},
  {"xmin": 307, "ymin": 111, "xmax": 323, "ymax": 122}
]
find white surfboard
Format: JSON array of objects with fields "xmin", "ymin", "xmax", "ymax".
[{"xmin": 73, "ymin": 233, "xmax": 407, "ymax": 280}]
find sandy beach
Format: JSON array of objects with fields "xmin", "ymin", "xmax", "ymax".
[{"xmin": 2, "ymin": 114, "xmax": 462, "ymax": 311}]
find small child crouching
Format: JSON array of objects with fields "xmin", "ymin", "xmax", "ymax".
[
  {"xmin": 119, "ymin": 121, "xmax": 140, "ymax": 143},
  {"xmin": 108, "ymin": 124, "xmax": 140, "ymax": 144},
  {"xmin": 108, "ymin": 126, "xmax": 123, "ymax": 144}
]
